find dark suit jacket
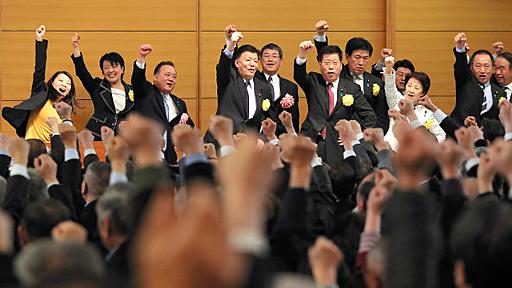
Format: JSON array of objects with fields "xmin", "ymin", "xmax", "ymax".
[
  {"xmin": 71, "ymin": 53, "xmax": 135, "ymax": 138},
  {"xmin": 293, "ymin": 59, "xmax": 376, "ymax": 164},
  {"xmin": 2, "ymin": 40, "xmax": 55, "ymax": 137},
  {"xmin": 255, "ymin": 71, "xmax": 300, "ymax": 135},
  {"xmin": 315, "ymin": 38, "xmax": 389, "ymax": 132},
  {"xmin": 131, "ymin": 61, "xmax": 194, "ymax": 165},
  {"xmin": 205, "ymin": 50, "xmax": 273, "ymax": 141},
  {"xmin": 450, "ymin": 48, "xmax": 506, "ymax": 124}
]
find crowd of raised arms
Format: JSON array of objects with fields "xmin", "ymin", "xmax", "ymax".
[{"xmin": 0, "ymin": 20, "xmax": 511, "ymax": 288}]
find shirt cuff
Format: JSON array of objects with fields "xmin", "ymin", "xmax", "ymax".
[
  {"xmin": 269, "ymin": 138, "xmax": 280, "ymax": 146},
  {"xmin": 351, "ymin": 140, "xmax": 360, "ymax": 147},
  {"xmin": 465, "ymin": 157, "xmax": 479, "ymax": 171},
  {"xmin": 356, "ymin": 132, "xmax": 364, "ymax": 141},
  {"xmin": 311, "ymin": 155, "xmax": 322, "ymax": 167},
  {"xmin": 135, "ymin": 61, "xmax": 146, "ymax": 69},
  {"xmin": 314, "ymin": 34, "xmax": 327, "ymax": 42},
  {"xmin": 455, "ymin": 47, "xmax": 467, "ymax": 53},
  {"xmin": 183, "ymin": 153, "xmax": 208, "ymax": 166},
  {"xmin": 109, "ymin": 172, "xmax": 128, "ymax": 185},
  {"xmin": 0, "ymin": 149, "xmax": 9, "ymax": 156},
  {"xmin": 62, "ymin": 119, "xmax": 73, "ymax": 126},
  {"xmin": 84, "ymin": 148, "xmax": 96, "ymax": 157},
  {"xmin": 10, "ymin": 163, "xmax": 29, "ymax": 179},
  {"xmin": 505, "ymin": 132, "xmax": 512, "ymax": 141},
  {"xmin": 47, "ymin": 181, "xmax": 60, "ymax": 189},
  {"xmin": 220, "ymin": 145, "xmax": 236, "ymax": 157},
  {"xmin": 373, "ymin": 62, "xmax": 384, "ymax": 72},
  {"xmin": 343, "ymin": 150, "xmax": 356, "ymax": 159},
  {"xmin": 228, "ymin": 229, "xmax": 269, "ymax": 257},
  {"xmin": 223, "ymin": 48, "xmax": 234, "ymax": 59},
  {"xmin": 433, "ymin": 109, "xmax": 447, "ymax": 123},
  {"xmin": 64, "ymin": 148, "xmax": 80, "ymax": 161},
  {"xmin": 295, "ymin": 56, "xmax": 307, "ymax": 65},
  {"xmin": 410, "ymin": 119, "xmax": 423, "ymax": 129}
]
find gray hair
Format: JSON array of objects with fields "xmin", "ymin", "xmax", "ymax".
[
  {"xmin": 27, "ymin": 168, "xmax": 49, "ymax": 202},
  {"xmin": 14, "ymin": 240, "xmax": 105, "ymax": 287},
  {"xmin": 96, "ymin": 182, "xmax": 134, "ymax": 236}
]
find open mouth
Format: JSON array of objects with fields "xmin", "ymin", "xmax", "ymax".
[{"xmin": 58, "ymin": 87, "xmax": 67, "ymax": 93}]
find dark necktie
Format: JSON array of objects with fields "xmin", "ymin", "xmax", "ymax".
[
  {"xmin": 480, "ymin": 84, "xmax": 487, "ymax": 114},
  {"xmin": 321, "ymin": 83, "xmax": 335, "ymax": 139},
  {"xmin": 268, "ymin": 76, "xmax": 275, "ymax": 101}
]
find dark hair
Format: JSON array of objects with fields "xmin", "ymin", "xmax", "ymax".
[
  {"xmin": 394, "ymin": 59, "xmax": 416, "ymax": 73},
  {"xmin": 85, "ymin": 162, "xmax": 111, "ymax": 197},
  {"xmin": 153, "ymin": 61, "xmax": 175, "ymax": 75},
  {"xmin": 21, "ymin": 199, "xmax": 71, "ymax": 242},
  {"xmin": 405, "ymin": 72, "xmax": 431, "ymax": 95},
  {"xmin": 345, "ymin": 37, "xmax": 373, "ymax": 57},
  {"xmin": 261, "ymin": 43, "xmax": 283, "ymax": 59},
  {"xmin": 469, "ymin": 49, "xmax": 494, "ymax": 66},
  {"xmin": 497, "ymin": 52, "xmax": 512, "ymax": 69},
  {"xmin": 46, "ymin": 71, "xmax": 79, "ymax": 112},
  {"xmin": 233, "ymin": 44, "xmax": 260, "ymax": 61},
  {"xmin": 317, "ymin": 45, "xmax": 343, "ymax": 62},
  {"xmin": 99, "ymin": 52, "xmax": 125, "ymax": 71},
  {"xmin": 480, "ymin": 118, "xmax": 504, "ymax": 142},
  {"xmin": 329, "ymin": 163, "xmax": 356, "ymax": 200},
  {"xmin": 26, "ymin": 139, "xmax": 47, "ymax": 168},
  {"xmin": 451, "ymin": 201, "xmax": 512, "ymax": 288}
]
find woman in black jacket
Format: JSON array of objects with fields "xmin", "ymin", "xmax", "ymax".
[{"xmin": 71, "ymin": 33, "xmax": 134, "ymax": 139}]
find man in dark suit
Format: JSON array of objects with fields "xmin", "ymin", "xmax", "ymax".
[
  {"xmin": 450, "ymin": 32, "xmax": 506, "ymax": 124},
  {"xmin": 204, "ymin": 25, "xmax": 273, "ymax": 142},
  {"xmin": 314, "ymin": 21, "xmax": 389, "ymax": 133},
  {"xmin": 294, "ymin": 40, "xmax": 376, "ymax": 165},
  {"xmin": 255, "ymin": 43, "xmax": 300, "ymax": 135},
  {"xmin": 494, "ymin": 52, "xmax": 512, "ymax": 100},
  {"xmin": 131, "ymin": 44, "xmax": 194, "ymax": 165}
]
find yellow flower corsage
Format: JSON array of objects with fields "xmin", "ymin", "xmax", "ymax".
[
  {"xmin": 262, "ymin": 99, "xmax": 271, "ymax": 112},
  {"xmin": 372, "ymin": 83, "xmax": 380, "ymax": 96},
  {"xmin": 342, "ymin": 94, "xmax": 354, "ymax": 107},
  {"xmin": 424, "ymin": 117, "xmax": 433, "ymax": 130},
  {"xmin": 128, "ymin": 90, "xmax": 135, "ymax": 102},
  {"xmin": 499, "ymin": 96, "xmax": 506, "ymax": 106}
]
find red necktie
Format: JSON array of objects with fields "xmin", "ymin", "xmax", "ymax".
[{"xmin": 321, "ymin": 83, "xmax": 334, "ymax": 139}]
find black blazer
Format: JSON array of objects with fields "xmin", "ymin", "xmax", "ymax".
[
  {"xmin": 315, "ymin": 38, "xmax": 389, "ymax": 132},
  {"xmin": 2, "ymin": 40, "xmax": 57, "ymax": 137},
  {"xmin": 293, "ymin": 59, "xmax": 376, "ymax": 163},
  {"xmin": 71, "ymin": 53, "xmax": 135, "ymax": 138},
  {"xmin": 206, "ymin": 50, "xmax": 273, "ymax": 139},
  {"xmin": 255, "ymin": 71, "xmax": 300, "ymax": 135},
  {"xmin": 450, "ymin": 48, "xmax": 506, "ymax": 124},
  {"xmin": 131, "ymin": 61, "xmax": 194, "ymax": 165}
]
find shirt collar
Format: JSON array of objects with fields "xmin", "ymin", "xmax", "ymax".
[{"xmin": 263, "ymin": 72, "xmax": 278, "ymax": 81}]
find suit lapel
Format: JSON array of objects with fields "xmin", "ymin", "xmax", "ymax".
[
  {"xmin": 328, "ymin": 80, "xmax": 346, "ymax": 119},
  {"xmin": 363, "ymin": 73, "xmax": 371, "ymax": 96},
  {"xmin": 253, "ymin": 78, "xmax": 265, "ymax": 118},
  {"xmin": 120, "ymin": 81, "xmax": 134, "ymax": 113},
  {"xmin": 152, "ymin": 86, "xmax": 168, "ymax": 122},
  {"xmin": 99, "ymin": 79, "xmax": 116, "ymax": 114},
  {"xmin": 236, "ymin": 76, "xmax": 249, "ymax": 118}
]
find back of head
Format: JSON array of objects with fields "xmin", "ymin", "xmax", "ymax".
[
  {"xmin": 21, "ymin": 199, "xmax": 71, "ymax": 242},
  {"xmin": 451, "ymin": 201, "xmax": 512, "ymax": 287},
  {"xmin": 345, "ymin": 37, "xmax": 373, "ymax": 57},
  {"xmin": 14, "ymin": 240, "xmax": 105, "ymax": 287},
  {"xmin": 27, "ymin": 168, "xmax": 49, "ymax": 203},
  {"xmin": 26, "ymin": 139, "xmax": 47, "ymax": 168},
  {"xmin": 480, "ymin": 118, "xmax": 504, "ymax": 142},
  {"xmin": 329, "ymin": 163, "xmax": 356, "ymax": 200},
  {"xmin": 96, "ymin": 183, "xmax": 135, "ymax": 237},
  {"xmin": 316, "ymin": 45, "xmax": 343, "ymax": 62},
  {"xmin": 84, "ymin": 162, "xmax": 111, "ymax": 197}
]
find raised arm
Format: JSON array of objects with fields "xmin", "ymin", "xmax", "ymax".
[
  {"xmin": 293, "ymin": 40, "xmax": 314, "ymax": 94},
  {"xmin": 131, "ymin": 44, "xmax": 153, "ymax": 102},
  {"xmin": 314, "ymin": 20, "xmax": 329, "ymax": 59},
  {"xmin": 453, "ymin": 32, "xmax": 472, "ymax": 87},
  {"xmin": 384, "ymin": 56, "xmax": 403, "ymax": 109},
  {"xmin": 216, "ymin": 25, "xmax": 241, "ymax": 102},
  {"xmin": 32, "ymin": 25, "xmax": 48, "ymax": 94},
  {"xmin": 70, "ymin": 33, "xmax": 97, "ymax": 95}
]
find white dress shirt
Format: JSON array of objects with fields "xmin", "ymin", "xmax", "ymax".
[
  {"xmin": 110, "ymin": 88, "xmax": 126, "ymax": 113},
  {"xmin": 264, "ymin": 73, "xmax": 280, "ymax": 101},
  {"xmin": 245, "ymin": 79, "xmax": 257, "ymax": 119}
]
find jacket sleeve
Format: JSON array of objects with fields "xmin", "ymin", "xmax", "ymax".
[
  {"xmin": 31, "ymin": 40, "xmax": 48, "ymax": 94},
  {"xmin": 71, "ymin": 53, "xmax": 98, "ymax": 96},
  {"xmin": 352, "ymin": 89, "xmax": 377, "ymax": 129}
]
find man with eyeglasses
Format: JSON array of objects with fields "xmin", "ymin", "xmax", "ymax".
[
  {"xmin": 255, "ymin": 43, "xmax": 300, "ymax": 135},
  {"xmin": 294, "ymin": 40, "xmax": 376, "ymax": 165},
  {"xmin": 450, "ymin": 32, "xmax": 506, "ymax": 124},
  {"xmin": 314, "ymin": 20, "xmax": 389, "ymax": 133}
]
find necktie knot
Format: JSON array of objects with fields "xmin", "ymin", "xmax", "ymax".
[{"xmin": 245, "ymin": 80, "xmax": 251, "ymax": 88}]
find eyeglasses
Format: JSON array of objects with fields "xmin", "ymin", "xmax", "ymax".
[{"xmin": 321, "ymin": 60, "xmax": 341, "ymax": 66}]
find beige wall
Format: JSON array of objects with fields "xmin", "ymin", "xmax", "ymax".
[{"xmin": 1, "ymin": 0, "xmax": 511, "ymax": 135}]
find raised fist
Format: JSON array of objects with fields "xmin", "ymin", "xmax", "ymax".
[
  {"xmin": 139, "ymin": 44, "xmax": 153, "ymax": 57},
  {"xmin": 298, "ymin": 40, "xmax": 314, "ymax": 59},
  {"xmin": 315, "ymin": 20, "xmax": 329, "ymax": 36},
  {"xmin": 384, "ymin": 56, "xmax": 395, "ymax": 68},
  {"xmin": 493, "ymin": 41, "xmax": 504, "ymax": 54},
  {"xmin": 454, "ymin": 32, "xmax": 468, "ymax": 50},
  {"xmin": 71, "ymin": 33, "xmax": 80, "ymax": 49},
  {"xmin": 35, "ymin": 25, "xmax": 46, "ymax": 41},
  {"xmin": 55, "ymin": 102, "xmax": 72, "ymax": 120},
  {"xmin": 379, "ymin": 48, "xmax": 393, "ymax": 64},
  {"xmin": 224, "ymin": 24, "xmax": 237, "ymax": 39}
]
